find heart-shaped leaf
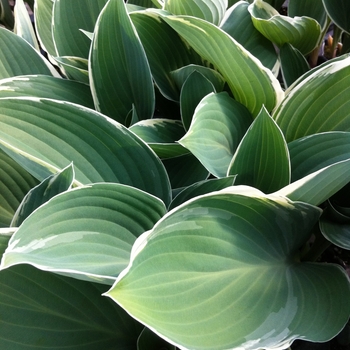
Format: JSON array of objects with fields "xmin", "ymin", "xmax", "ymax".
[
  {"xmin": 1, "ymin": 183, "xmax": 166, "ymax": 284},
  {"xmin": 180, "ymin": 92, "xmax": 252, "ymax": 178},
  {"xmin": 106, "ymin": 186, "xmax": 350, "ymax": 350}
]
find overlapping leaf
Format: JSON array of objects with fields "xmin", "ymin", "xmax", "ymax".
[
  {"xmin": 323, "ymin": 0, "xmax": 350, "ymax": 34},
  {"xmin": 0, "ymin": 97, "xmax": 171, "ymax": 206},
  {"xmin": 1, "ymin": 183, "xmax": 166, "ymax": 284},
  {"xmin": 107, "ymin": 186, "xmax": 350, "ymax": 350},
  {"xmin": 180, "ymin": 92, "xmax": 252, "ymax": 178},
  {"xmin": 54, "ymin": 56, "xmax": 89, "ymax": 84},
  {"xmin": 228, "ymin": 106, "xmax": 290, "ymax": 193},
  {"xmin": 273, "ymin": 55, "xmax": 350, "ymax": 142},
  {"xmin": 0, "ymin": 264, "xmax": 143, "ymax": 349},
  {"xmin": 248, "ymin": 0, "xmax": 321, "ymax": 55},
  {"xmin": 162, "ymin": 13, "xmax": 284, "ymax": 116},
  {"xmin": 90, "ymin": 0, "xmax": 155, "ymax": 125}
]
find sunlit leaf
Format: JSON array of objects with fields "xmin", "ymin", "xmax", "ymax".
[{"xmin": 54, "ymin": 56, "xmax": 89, "ymax": 84}]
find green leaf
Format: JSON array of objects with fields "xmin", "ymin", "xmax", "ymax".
[
  {"xmin": 220, "ymin": 1, "xmax": 279, "ymax": 72},
  {"xmin": 279, "ymin": 43, "xmax": 310, "ymax": 88},
  {"xmin": 90, "ymin": 0, "xmax": 155, "ymax": 125},
  {"xmin": 0, "ymin": 264, "xmax": 143, "ymax": 349},
  {"xmin": 0, "ymin": 0, "xmax": 14, "ymax": 29},
  {"xmin": 274, "ymin": 55, "xmax": 350, "ymax": 142},
  {"xmin": 248, "ymin": 0, "xmax": 322, "ymax": 55},
  {"xmin": 0, "ymin": 228, "xmax": 13, "ymax": 255},
  {"xmin": 128, "ymin": 0, "xmax": 161, "ymax": 8},
  {"xmin": 107, "ymin": 187, "xmax": 350, "ymax": 350},
  {"xmin": 288, "ymin": 132, "xmax": 350, "ymax": 182},
  {"xmin": 10, "ymin": 164, "xmax": 74, "ymax": 227},
  {"xmin": 275, "ymin": 159, "xmax": 350, "ymax": 206},
  {"xmin": 130, "ymin": 10, "xmax": 203, "ymax": 101},
  {"xmin": 34, "ymin": 0, "xmax": 56, "ymax": 56},
  {"xmin": 54, "ymin": 56, "xmax": 89, "ymax": 84},
  {"xmin": 52, "ymin": 0, "xmax": 108, "ymax": 58},
  {"xmin": 0, "ymin": 26, "xmax": 53, "ymax": 79},
  {"xmin": 129, "ymin": 119, "xmax": 188, "ymax": 159},
  {"xmin": 178, "ymin": 70, "xmax": 217, "ymax": 130},
  {"xmin": 137, "ymin": 327, "xmax": 176, "ymax": 350},
  {"xmin": 1, "ymin": 183, "xmax": 166, "ymax": 284},
  {"xmin": 0, "ymin": 97, "xmax": 171, "ymax": 206},
  {"xmin": 0, "ymin": 75, "xmax": 94, "ymax": 109},
  {"xmin": 288, "ymin": 0, "xmax": 327, "ymax": 30},
  {"xmin": 169, "ymin": 175, "xmax": 236, "ymax": 210},
  {"xmin": 0, "ymin": 149, "xmax": 38, "ymax": 228},
  {"xmin": 162, "ymin": 13, "xmax": 284, "ymax": 116},
  {"xmin": 323, "ymin": 0, "xmax": 350, "ymax": 34},
  {"xmin": 14, "ymin": 0, "xmax": 40, "ymax": 50},
  {"xmin": 228, "ymin": 106, "xmax": 290, "ymax": 193},
  {"xmin": 180, "ymin": 92, "xmax": 252, "ymax": 178},
  {"xmin": 164, "ymin": 0, "xmax": 227, "ymax": 26}
]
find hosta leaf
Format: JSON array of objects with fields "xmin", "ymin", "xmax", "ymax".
[
  {"xmin": 137, "ymin": 327, "xmax": 176, "ymax": 350},
  {"xmin": 228, "ymin": 106, "xmax": 290, "ymax": 193},
  {"xmin": 1, "ymin": 183, "xmax": 166, "ymax": 284},
  {"xmin": 263, "ymin": 0, "xmax": 285, "ymax": 10},
  {"xmin": 107, "ymin": 186, "xmax": 350, "ymax": 350},
  {"xmin": 220, "ymin": 1, "xmax": 278, "ymax": 72},
  {"xmin": 130, "ymin": 119, "xmax": 188, "ymax": 159},
  {"xmin": 34, "ymin": 0, "xmax": 55, "ymax": 57},
  {"xmin": 248, "ymin": 0, "xmax": 321, "ymax": 55},
  {"xmin": 0, "ymin": 229, "xmax": 13, "ymax": 255},
  {"xmin": 0, "ymin": 264, "xmax": 143, "ymax": 349},
  {"xmin": 288, "ymin": 0, "xmax": 327, "ymax": 30},
  {"xmin": 130, "ymin": 10, "xmax": 203, "ymax": 101},
  {"xmin": 0, "ymin": 97, "xmax": 171, "ymax": 206},
  {"xmin": 275, "ymin": 159, "xmax": 350, "ymax": 206},
  {"xmin": 10, "ymin": 164, "xmax": 74, "ymax": 227},
  {"xmin": 0, "ymin": 149, "xmax": 38, "ymax": 228},
  {"xmin": 0, "ymin": 75, "xmax": 94, "ymax": 109},
  {"xmin": 164, "ymin": 0, "xmax": 227, "ymax": 26},
  {"xmin": 52, "ymin": 0, "xmax": 108, "ymax": 58},
  {"xmin": 279, "ymin": 43, "xmax": 310, "ymax": 88},
  {"xmin": 128, "ymin": 0, "xmax": 161, "ymax": 8},
  {"xmin": 288, "ymin": 132, "xmax": 350, "ymax": 182},
  {"xmin": 323, "ymin": 0, "xmax": 350, "ymax": 34},
  {"xmin": 162, "ymin": 13, "xmax": 284, "ymax": 116},
  {"xmin": 178, "ymin": 70, "xmax": 217, "ymax": 130},
  {"xmin": 273, "ymin": 55, "xmax": 350, "ymax": 142},
  {"xmin": 0, "ymin": 0, "xmax": 14, "ymax": 29},
  {"xmin": 90, "ymin": 0, "xmax": 155, "ymax": 125},
  {"xmin": 0, "ymin": 26, "xmax": 52, "ymax": 79},
  {"xmin": 180, "ymin": 92, "xmax": 252, "ymax": 178},
  {"xmin": 14, "ymin": 0, "xmax": 40, "ymax": 50},
  {"xmin": 169, "ymin": 175, "xmax": 236, "ymax": 210},
  {"xmin": 54, "ymin": 56, "xmax": 89, "ymax": 84}
]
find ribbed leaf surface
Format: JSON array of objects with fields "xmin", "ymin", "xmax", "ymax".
[{"xmin": 323, "ymin": 0, "xmax": 350, "ymax": 34}]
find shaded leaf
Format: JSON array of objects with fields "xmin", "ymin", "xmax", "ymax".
[
  {"xmin": 54, "ymin": 56, "xmax": 89, "ymax": 84},
  {"xmin": 137, "ymin": 327, "xmax": 176, "ymax": 350},
  {"xmin": 0, "ymin": 229, "xmax": 13, "ymax": 255},
  {"xmin": 323, "ymin": 0, "xmax": 350, "ymax": 34}
]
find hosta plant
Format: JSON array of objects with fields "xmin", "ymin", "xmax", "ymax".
[{"xmin": 1, "ymin": 0, "xmax": 350, "ymax": 349}]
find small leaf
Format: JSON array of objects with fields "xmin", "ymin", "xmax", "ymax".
[
  {"xmin": 180, "ymin": 92, "xmax": 252, "ymax": 178},
  {"xmin": 248, "ymin": 0, "xmax": 322, "ymax": 55},
  {"xmin": 273, "ymin": 55, "xmax": 350, "ymax": 142},
  {"xmin": 228, "ymin": 106, "xmax": 290, "ymax": 193},
  {"xmin": 54, "ymin": 56, "xmax": 89, "ymax": 84},
  {"xmin": 90, "ymin": 0, "xmax": 155, "ymax": 125},
  {"xmin": 10, "ymin": 163, "xmax": 74, "ymax": 227},
  {"xmin": 1, "ymin": 183, "xmax": 166, "ymax": 284},
  {"xmin": 323, "ymin": 0, "xmax": 350, "ymax": 34}
]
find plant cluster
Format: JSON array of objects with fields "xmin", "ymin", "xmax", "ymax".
[{"xmin": 0, "ymin": 0, "xmax": 350, "ymax": 349}]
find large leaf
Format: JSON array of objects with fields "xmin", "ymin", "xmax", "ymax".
[
  {"xmin": 0, "ymin": 149, "xmax": 38, "ymax": 228},
  {"xmin": 90, "ymin": 0, "xmax": 155, "ymax": 125},
  {"xmin": 162, "ymin": 13, "xmax": 284, "ymax": 116},
  {"xmin": 323, "ymin": 0, "xmax": 350, "ymax": 34},
  {"xmin": 273, "ymin": 54, "xmax": 350, "ymax": 142},
  {"xmin": 248, "ymin": 0, "xmax": 321, "ymax": 55},
  {"xmin": 164, "ymin": 0, "xmax": 227, "ymax": 26},
  {"xmin": 106, "ymin": 186, "xmax": 350, "ymax": 350},
  {"xmin": 0, "ymin": 75, "xmax": 94, "ymax": 109},
  {"xmin": 0, "ymin": 26, "xmax": 52, "ymax": 79},
  {"xmin": 1, "ymin": 183, "xmax": 166, "ymax": 284},
  {"xmin": 0, "ymin": 97, "xmax": 171, "ymax": 206},
  {"xmin": 179, "ymin": 92, "xmax": 252, "ymax": 178},
  {"xmin": 130, "ymin": 9, "xmax": 203, "ymax": 101},
  {"xmin": 0, "ymin": 264, "xmax": 143, "ymax": 349},
  {"xmin": 11, "ymin": 164, "xmax": 74, "ymax": 227},
  {"xmin": 228, "ymin": 106, "xmax": 290, "ymax": 193},
  {"xmin": 220, "ymin": 1, "xmax": 278, "ymax": 72},
  {"xmin": 52, "ymin": 0, "xmax": 107, "ymax": 58}
]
